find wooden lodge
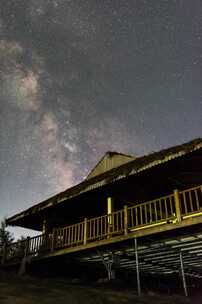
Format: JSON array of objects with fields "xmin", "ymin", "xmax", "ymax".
[{"xmin": 2, "ymin": 138, "xmax": 202, "ymax": 295}]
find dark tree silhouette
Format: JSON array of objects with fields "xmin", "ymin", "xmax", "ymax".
[{"xmin": 0, "ymin": 219, "xmax": 14, "ymax": 249}]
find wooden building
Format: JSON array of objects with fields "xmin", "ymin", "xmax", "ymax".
[{"xmin": 3, "ymin": 138, "xmax": 202, "ymax": 295}]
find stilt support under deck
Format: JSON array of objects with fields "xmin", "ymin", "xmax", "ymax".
[
  {"xmin": 180, "ymin": 251, "xmax": 188, "ymax": 297},
  {"xmin": 134, "ymin": 237, "xmax": 141, "ymax": 296}
]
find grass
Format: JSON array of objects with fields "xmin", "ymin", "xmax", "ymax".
[{"xmin": 0, "ymin": 270, "xmax": 196, "ymax": 304}]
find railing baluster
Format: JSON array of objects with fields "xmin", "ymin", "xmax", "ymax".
[
  {"xmin": 159, "ymin": 199, "xmax": 163, "ymax": 220},
  {"xmin": 149, "ymin": 203, "xmax": 152, "ymax": 223},
  {"xmin": 81, "ymin": 223, "xmax": 83, "ymax": 241},
  {"xmin": 72, "ymin": 226, "xmax": 74, "ymax": 244},
  {"xmin": 75, "ymin": 225, "xmax": 77, "ymax": 243},
  {"xmin": 100, "ymin": 216, "xmax": 103, "ymax": 237},
  {"xmin": 136, "ymin": 206, "xmax": 138, "ymax": 226},
  {"xmin": 66, "ymin": 227, "xmax": 69, "ymax": 245},
  {"xmin": 67, "ymin": 227, "xmax": 70, "ymax": 246},
  {"xmin": 33, "ymin": 237, "xmax": 36, "ymax": 253},
  {"xmin": 130, "ymin": 208, "xmax": 133, "ymax": 227},
  {"xmin": 54, "ymin": 230, "xmax": 57, "ymax": 248},
  {"xmin": 94, "ymin": 218, "xmax": 96, "ymax": 238},
  {"xmin": 169, "ymin": 196, "xmax": 174, "ymax": 216},
  {"xmin": 91, "ymin": 220, "xmax": 93, "ymax": 239},
  {"xmin": 57, "ymin": 229, "xmax": 60, "ymax": 248},
  {"xmin": 75, "ymin": 224, "xmax": 77, "ymax": 244},
  {"xmin": 140, "ymin": 205, "xmax": 143, "ymax": 225},
  {"xmin": 113, "ymin": 213, "xmax": 116, "ymax": 233},
  {"xmin": 89, "ymin": 219, "xmax": 91, "ymax": 239},
  {"xmin": 154, "ymin": 201, "xmax": 157, "ymax": 221},
  {"xmin": 164, "ymin": 198, "xmax": 168, "ymax": 219},
  {"xmin": 114, "ymin": 213, "xmax": 117, "ymax": 233},
  {"xmin": 78, "ymin": 224, "xmax": 80, "ymax": 242},
  {"xmin": 144, "ymin": 204, "xmax": 148, "ymax": 224},
  {"xmin": 189, "ymin": 191, "xmax": 194, "ymax": 212},
  {"xmin": 183, "ymin": 192, "xmax": 187, "ymax": 214},
  {"xmin": 97, "ymin": 217, "xmax": 99, "ymax": 237},
  {"xmin": 92, "ymin": 219, "xmax": 94, "ymax": 239},
  {"xmin": 30, "ymin": 238, "xmax": 33, "ymax": 253},
  {"xmin": 63, "ymin": 228, "xmax": 66, "ymax": 245},
  {"xmin": 34, "ymin": 237, "xmax": 36, "ymax": 253},
  {"xmin": 60, "ymin": 229, "xmax": 63, "ymax": 247},
  {"xmin": 118, "ymin": 211, "xmax": 120, "ymax": 231},
  {"xmin": 120, "ymin": 210, "xmax": 123, "ymax": 231},
  {"xmin": 71, "ymin": 226, "xmax": 74, "ymax": 245},
  {"xmin": 194, "ymin": 189, "xmax": 200, "ymax": 211},
  {"xmin": 69, "ymin": 227, "xmax": 71, "ymax": 245},
  {"xmin": 36, "ymin": 236, "xmax": 39, "ymax": 251}
]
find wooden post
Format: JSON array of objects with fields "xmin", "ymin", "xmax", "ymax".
[
  {"xmin": 1, "ymin": 243, "xmax": 7, "ymax": 265},
  {"xmin": 134, "ymin": 238, "xmax": 141, "ymax": 296},
  {"xmin": 180, "ymin": 251, "xmax": 188, "ymax": 297},
  {"xmin": 42, "ymin": 219, "xmax": 47, "ymax": 234},
  {"xmin": 107, "ymin": 197, "xmax": 113, "ymax": 213},
  {"xmin": 83, "ymin": 218, "xmax": 88, "ymax": 245},
  {"xmin": 174, "ymin": 189, "xmax": 182, "ymax": 223},
  {"xmin": 107, "ymin": 197, "xmax": 114, "ymax": 236},
  {"xmin": 124, "ymin": 205, "xmax": 128, "ymax": 235},
  {"xmin": 107, "ymin": 197, "xmax": 114, "ymax": 223}
]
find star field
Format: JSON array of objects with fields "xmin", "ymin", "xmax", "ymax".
[{"xmin": 0, "ymin": 1, "xmax": 201, "ymax": 236}]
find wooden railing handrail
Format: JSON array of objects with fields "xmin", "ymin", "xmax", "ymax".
[
  {"xmin": 180, "ymin": 184, "xmax": 202, "ymax": 194},
  {"xmin": 127, "ymin": 193, "xmax": 175, "ymax": 210}
]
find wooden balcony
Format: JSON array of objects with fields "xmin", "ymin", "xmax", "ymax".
[{"xmin": 2, "ymin": 184, "xmax": 202, "ymax": 265}]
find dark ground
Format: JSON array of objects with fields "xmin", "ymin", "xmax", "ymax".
[{"xmin": 1, "ymin": 269, "xmax": 201, "ymax": 304}]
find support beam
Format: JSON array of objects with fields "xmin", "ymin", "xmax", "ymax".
[
  {"xmin": 180, "ymin": 251, "xmax": 188, "ymax": 297},
  {"xmin": 134, "ymin": 238, "xmax": 141, "ymax": 296}
]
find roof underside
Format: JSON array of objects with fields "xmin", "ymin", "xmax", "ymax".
[
  {"xmin": 78, "ymin": 228, "xmax": 202, "ymax": 278},
  {"xmin": 6, "ymin": 138, "xmax": 202, "ymax": 227}
]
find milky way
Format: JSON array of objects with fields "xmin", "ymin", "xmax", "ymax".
[{"xmin": 0, "ymin": 1, "xmax": 201, "ymax": 236}]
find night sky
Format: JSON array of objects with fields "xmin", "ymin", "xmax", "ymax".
[{"xmin": 0, "ymin": 1, "xmax": 201, "ymax": 236}]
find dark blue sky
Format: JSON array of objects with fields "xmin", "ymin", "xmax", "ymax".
[{"xmin": 0, "ymin": 1, "xmax": 201, "ymax": 235}]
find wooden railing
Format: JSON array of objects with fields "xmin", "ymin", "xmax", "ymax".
[
  {"xmin": 2, "ymin": 185, "xmax": 202, "ymax": 264},
  {"xmin": 127, "ymin": 194, "xmax": 176, "ymax": 229},
  {"xmin": 180, "ymin": 185, "xmax": 202, "ymax": 216},
  {"xmin": 54, "ymin": 221, "xmax": 85, "ymax": 249}
]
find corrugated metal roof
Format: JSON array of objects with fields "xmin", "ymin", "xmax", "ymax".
[{"xmin": 6, "ymin": 138, "xmax": 202, "ymax": 225}]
